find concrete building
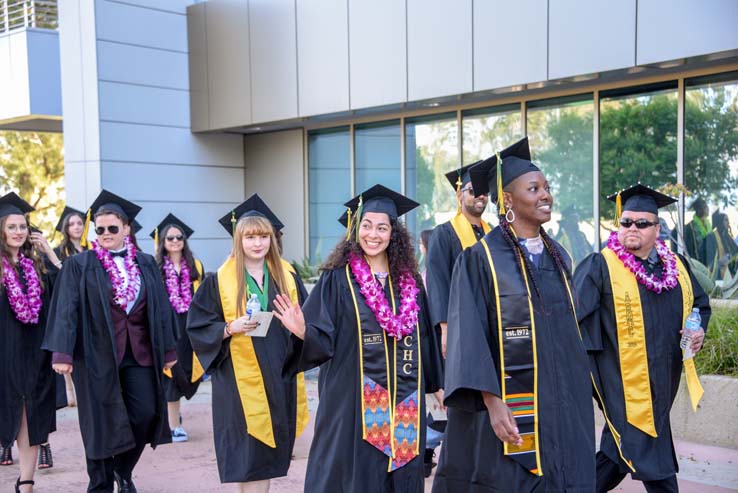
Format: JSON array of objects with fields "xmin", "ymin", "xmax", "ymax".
[{"xmin": 2, "ymin": 0, "xmax": 738, "ymax": 269}]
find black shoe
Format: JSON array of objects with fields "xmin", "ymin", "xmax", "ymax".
[
  {"xmin": 1, "ymin": 445, "xmax": 13, "ymax": 466},
  {"xmin": 423, "ymin": 449, "xmax": 436, "ymax": 478},
  {"xmin": 114, "ymin": 472, "xmax": 138, "ymax": 493},
  {"xmin": 37, "ymin": 443, "xmax": 53, "ymax": 469},
  {"xmin": 15, "ymin": 478, "xmax": 34, "ymax": 493}
]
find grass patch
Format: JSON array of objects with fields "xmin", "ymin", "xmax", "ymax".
[{"xmin": 696, "ymin": 302, "xmax": 738, "ymax": 377}]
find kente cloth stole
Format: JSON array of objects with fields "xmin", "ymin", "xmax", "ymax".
[
  {"xmin": 450, "ymin": 213, "xmax": 491, "ymax": 250},
  {"xmin": 345, "ymin": 264, "xmax": 421, "ymax": 472},
  {"xmin": 217, "ymin": 257, "xmax": 309, "ymax": 448},
  {"xmin": 480, "ymin": 239, "xmax": 542, "ymax": 476},
  {"xmin": 601, "ymin": 248, "xmax": 703, "ymax": 439},
  {"xmin": 163, "ymin": 259, "xmax": 206, "ymax": 382}
]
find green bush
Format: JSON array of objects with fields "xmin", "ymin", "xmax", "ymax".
[{"xmin": 695, "ymin": 302, "xmax": 738, "ymax": 377}]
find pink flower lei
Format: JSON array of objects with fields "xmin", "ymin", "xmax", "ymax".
[
  {"xmin": 163, "ymin": 256, "xmax": 192, "ymax": 314},
  {"xmin": 2, "ymin": 253, "xmax": 42, "ymax": 324},
  {"xmin": 606, "ymin": 231, "xmax": 678, "ymax": 293},
  {"xmin": 348, "ymin": 253, "xmax": 420, "ymax": 339},
  {"xmin": 93, "ymin": 236, "xmax": 141, "ymax": 309}
]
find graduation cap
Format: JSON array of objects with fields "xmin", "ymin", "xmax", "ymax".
[
  {"xmin": 132, "ymin": 220, "xmax": 143, "ymax": 234},
  {"xmin": 55, "ymin": 205, "xmax": 86, "ymax": 233},
  {"xmin": 0, "ymin": 192, "xmax": 34, "ymax": 219},
  {"xmin": 80, "ymin": 190, "xmax": 143, "ymax": 248},
  {"xmin": 150, "ymin": 213, "xmax": 194, "ymax": 246},
  {"xmin": 607, "ymin": 183, "xmax": 677, "ymax": 220},
  {"xmin": 444, "ymin": 161, "xmax": 482, "ymax": 193},
  {"xmin": 341, "ymin": 184, "xmax": 419, "ymax": 241},
  {"xmin": 218, "ymin": 194, "xmax": 284, "ymax": 237},
  {"xmin": 468, "ymin": 137, "xmax": 535, "ymax": 215}
]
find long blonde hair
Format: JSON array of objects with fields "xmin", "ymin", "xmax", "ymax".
[{"xmin": 231, "ymin": 215, "xmax": 286, "ymax": 317}]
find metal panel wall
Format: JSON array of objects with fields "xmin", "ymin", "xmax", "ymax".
[
  {"xmin": 250, "ymin": 0, "xmax": 299, "ymax": 123},
  {"xmin": 296, "ymin": 0, "xmax": 349, "ymax": 117},
  {"xmin": 637, "ymin": 0, "xmax": 738, "ymax": 65},
  {"xmin": 348, "ymin": 0, "xmax": 407, "ymax": 110},
  {"xmin": 407, "ymin": 0, "xmax": 472, "ymax": 100},
  {"xmin": 549, "ymin": 0, "xmax": 636, "ymax": 79},
  {"xmin": 473, "ymin": 0, "xmax": 547, "ymax": 91}
]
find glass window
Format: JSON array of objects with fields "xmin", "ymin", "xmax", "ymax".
[
  {"xmin": 404, "ymin": 113, "xmax": 459, "ymax": 242},
  {"xmin": 354, "ymin": 120, "xmax": 401, "ymax": 192},
  {"xmin": 599, "ymin": 84, "xmax": 678, "ymax": 248},
  {"xmin": 527, "ymin": 95, "xmax": 595, "ymax": 265},
  {"xmin": 462, "ymin": 104, "xmax": 523, "ymax": 165},
  {"xmin": 684, "ymin": 73, "xmax": 738, "ymax": 289},
  {"xmin": 308, "ymin": 127, "xmax": 350, "ymax": 262}
]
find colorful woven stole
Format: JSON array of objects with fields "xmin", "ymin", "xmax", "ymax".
[
  {"xmin": 602, "ymin": 248, "xmax": 704, "ymax": 438},
  {"xmin": 480, "ymin": 239, "xmax": 541, "ymax": 475},
  {"xmin": 450, "ymin": 212, "xmax": 491, "ymax": 250},
  {"xmin": 217, "ymin": 257, "xmax": 309, "ymax": 448},
  {"xmin": 345, "ymin": 264, "xmax": 421, "ymax": 472}
]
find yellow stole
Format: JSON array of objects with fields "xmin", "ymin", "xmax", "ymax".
[
  {"xmin": 163, "ymin": 259, "xmax": 205, "ymax": 382},
  {"xmin": 450, "ymin": 213, "xmax": 491, "ymax": 249},
  {"xmin": 217, "ymin": 257, "xmax": 309, "ymax": 448},
  {"xmin": 602, "ymin": 249, "xmax": 704, "ymax": 438}
]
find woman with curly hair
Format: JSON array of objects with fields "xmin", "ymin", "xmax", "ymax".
[
  {"xmin": 151, "ymin": 214, "xmax": 204, "ymax": 443},
  {"xmin": 431, "ymin": 139, "xmax": 598, "ymax": 492},
  {"xmin": 274, "ymin": 184, "xmax": 443, "ymax": 493},
  {"xmin": 0, "ymin": 192, "xmax": 61, "ymax": 492}
]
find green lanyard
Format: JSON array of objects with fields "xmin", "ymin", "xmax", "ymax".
[{"xmin": 246, "ymin": 261, "xmax": 269, "ymax": 310}]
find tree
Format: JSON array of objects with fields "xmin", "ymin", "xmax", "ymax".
[{"xmin": 0, "ymin": 131, "xmax": 65, "ymax": 236}]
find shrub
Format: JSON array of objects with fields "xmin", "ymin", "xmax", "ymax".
[{"xmin": 696, "ymin": 302, "xmax": 738, "ymax": 377}]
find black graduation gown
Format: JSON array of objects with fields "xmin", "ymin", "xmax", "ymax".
[
  {"xmin": 700, "ymin": 230, "xmax": 738, "ymax": 280},
  {"xmin": 186, "ymin": 270, "xmax": 308, "ymax": 483},
  {"xmin": 163, "ymin": 268, "xmax": 201, "ymax": 401},
  {"xmin": 573, "ymin": 252, "xmax": 711, "ymax": 481},
  {"xmin": 287, "ymin": 267, "xmax": 443, "ymax": 493},
  {"xmin": 432, "ymin": 229, "xmax": 596, "ymax": 493},
  {"xmin": 42, "ymin": 250, "xmax": 178, "ymax": 460},
  {"xmin": 0, "ymin": 267, "xmax": 57, "ymax": 447}
]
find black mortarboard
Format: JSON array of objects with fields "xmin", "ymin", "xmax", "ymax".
[
  {"xmin": 218, "ymin": 194, "xmax": 284, "ymax": 237},
  {"xmin": 150, "ymin": 213, "xmax": 194, "ymax": 240},
  {"xmin": 607, "ymin": 183, "xmax": 676, "ymax": 216},
  {"xmin": 132, "ymin": 220, "xmax": 143, "ymax": 234},
  {"xmin": 343, "ymin": 184, "xmax": 419, "ymax": 224},
  {"xmin": 55, "ymin": 205, "xmax": 85, "ymax": 233},
  {"xmin": 468, "ymin": 138, "xmax": 535, "ymax": 205},
  {"xmin": 0, "ymin": 192, "xmax": 34, "ymax": 219},
  {"xmin": 444, "ymin": 161, "xmax": 481, "ymax": 192},
  {"xmin": 338, "ymin": 210, "xmax": 349, "ymax": 228},
  {"xmin": 88, "ymin": 190, "xmax": 142, "ymax": 223}
]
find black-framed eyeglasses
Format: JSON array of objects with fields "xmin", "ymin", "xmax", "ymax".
[
  {"xmin": 95, "ymin": 225, "xmax": 120, "ymax": 235},
  {"xmin": 461, "ymin": 187, "xmax": 475, "ymax": 195},
  {"xmin": 619, "ymin": 218, "xmax": 659, "ymax": 230},
  {"xmin": 166, "ymin": 235, "xmax": 184, "ymax": 242}
]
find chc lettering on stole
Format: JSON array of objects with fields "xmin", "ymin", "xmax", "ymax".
[{"xmin": 402, "ymin": 335, "xmax": 414, "ymax": 375}]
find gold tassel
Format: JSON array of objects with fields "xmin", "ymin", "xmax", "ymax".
[
  {"xmin": 230, "ymin": 211, "xmax": 237, "ymax": 234},
  {"xmin": 354, "ymin": 195, "xmax": 363, "ymax": 243},
  {"xmin": 456, "ymin": 175, "xmax": 463, "ymax": 214},
  {"xmin": 345, "ymin": 208, "xmax": 353, "ymax": 241},
  {"xmin": 154, "ymin": 227, "xmax": 159, "ymax": 253},
  {"xmin": 496, "ymin": 152, "xmax": 506, "ymax": 216},
  {"xmin": 615, "ymin": 192, "xmax": 622, "ymax": 224},
  {"xmin": 80, "ymin": 209, "xmax": 91, "ymax": 248}
]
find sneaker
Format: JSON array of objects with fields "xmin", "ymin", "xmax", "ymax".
[{"xmin": 171, "ymin": 427, "xmax": 188, "ymax": 443}]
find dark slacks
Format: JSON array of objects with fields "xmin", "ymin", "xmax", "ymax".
[
  {"xmin": 86, "ymin": 356, "xmax": 157, "ymax": 493},
  {"xmin": 596, "ymin": 451, "xmax": 679, "ymax": 493}
]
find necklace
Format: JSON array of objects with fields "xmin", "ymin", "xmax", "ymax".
[
  {"xmin": 348, "ymin": 253, "xmax": 419, "ymax": 339},
  {"xmin": 163, "ymin": 256, "xmax": 192, "ymax": 313},
  {"xmin": 2, "ymin": 253, "xmax": 42, "ymax": 324},
  {"xmin": 606, "ymin": 232, "xmax": 678, "ymax": 293},
  {"xmin": 93, "ymin": 236, "xmax": 141, "ymax": 308}
]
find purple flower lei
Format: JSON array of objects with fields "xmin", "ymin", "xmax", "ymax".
[
  {"xmin": 2, "ymin": 253, "xmax": 42, "ymax": 324},
  {"xmin": 348, "ymin": 253, "xmax": 420, "ymax": 339},
  {"xmin": 163, "ymin": 256, "xmax": 192, "ymax": 314},
  {"xmin": 606, "ymin": 231, "xmax": 679, "ymax": 293},
  {"xmin": 93, "ymin": 236, "xmax": 141, "ymax": 309}
]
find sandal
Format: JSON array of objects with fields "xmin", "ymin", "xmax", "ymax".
[
  {"xmin": 1, "ymin": 445, "xmax": 12, "ymax": 465},
  {"xmin": 15, "ymin": 478, "xmax": 34, "ymax": 492},
  {"xmin": 37, "ymin": 443, "xmax": 53, "ymax": 469}
]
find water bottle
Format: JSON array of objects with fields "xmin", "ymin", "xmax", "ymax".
[
  {"xmin": 246, "ymin": 294, "xmax": 261, "ymax": 320},
  {"xmin": 680, "ymin": 308, "xmax": 701, "ymax": 351}
]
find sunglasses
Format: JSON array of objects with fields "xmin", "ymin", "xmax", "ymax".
[
  {"xmin": 95, "ymin": 225, "xmax": 120, "ymax": 235},
  {"xmin": 619, "ymin": 218, "xmax": 659, "ymax": 229},
  {"xmin": 166, "ymin": 235, "xmax": 184, "ymax": 242}
]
